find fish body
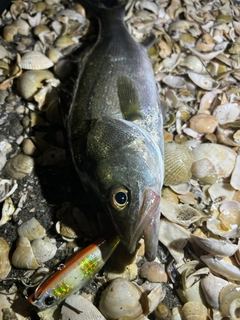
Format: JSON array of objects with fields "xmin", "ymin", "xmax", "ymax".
[
  {"xmin": 28, "ymin": 235, "xmax": 120, "ymax": 310},
  {"xmin": 68, "ymin": 0, "xmax": 164, "ymax": 261}
]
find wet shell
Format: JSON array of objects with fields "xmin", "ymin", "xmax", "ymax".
[
  {"xmin": 18, "ymin": 217, "xmax": 46, "ymax": 241},
  {"xmin": 21, "ymin": 51, "xmax": 54, "ymax": 70},
  {"xmin": 219, "ymin": 284, "xmax": 240, "ymax": 319},
  {"xmin": 0, "ymin": 237, "xmax": 11, "ymax": 279},
  {"xmin": 4, "ymin": 154, "xmax": 34, "ymax": 180},
  {"xmin": 31, "ymin": 238, "xmax": 57, "ymax": 264},
  {"xmin": 61, "ymin": 295, "xmax": 106, "ymax": 320},
  {"xmin": 181, "ymin": 301, "xmax": 209, "ymax": 320},
  {"xmin": 164, "ymin": 142, "xmax": 193, "ymax": 186},
  {"xmin": 191, "ymin": 143, "xmax": 236, "ymax": 179},
  {"xmin": 12, "ymin": 237, "xmax": 40, "ymax": 269},
  {"xmin": 99, "ymin": 278, "xmax": 146, "ymax": 319}
]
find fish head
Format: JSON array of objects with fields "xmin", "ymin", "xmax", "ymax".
[{"xmin": 87, "ymin": 117, "xmax": 164, "ymax": 261}]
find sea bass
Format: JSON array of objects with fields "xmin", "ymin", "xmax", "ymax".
[{"xmin": 68, "ymin": 0, "xmax": 165, "ymax": 261}]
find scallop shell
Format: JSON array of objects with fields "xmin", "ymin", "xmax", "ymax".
[
  {"xmin": 181, "ymin": 301, "xmax": 209, "ymax": 320},
  {"xmin": 18, "ymin": 217, "xmax": 46, "ymax": 241},
  {"xmin": 31, "ymin": 238, "xmax": 57, "ymax": 264},
  {"xmin": 5, "ymin": 154, "xmax": 34, "ymax": 180},
  {"xmin": 0, "ymin": 237, "xmax": 11, "ymax": 279},
  {"xmin": 219, "ymin": 284, "xmax": 240, "ymax": 319},
  {"xmin": 164, "ymin": 142, "xmax": 193, "ymax": 186},
  {"xmin": 12, "ymin": 237, "xmax": 40, "ymax": 269},
  {"xmin": 99, "ymin": 278, "xmax": 145, "ymax": 319},
  {"xmin": 61, "ymin": 295, "xmax": 106, "ymax": 320},
  {"xmin": 21, "ymin": 51, "xmax": 54, "ymax": 70}
]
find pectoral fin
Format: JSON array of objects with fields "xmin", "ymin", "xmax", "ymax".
[{"xmin": 117, "ymin": 75, "xmax": 142, "ymax": 121}]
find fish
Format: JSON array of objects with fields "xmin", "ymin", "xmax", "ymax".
[
  {"xmin": 28, "ymin": 234, "xmax": 120, "ymax": 310},
  {"xmin": 68, "ymin": 0, "xmax": 165, "ymax": 261}
]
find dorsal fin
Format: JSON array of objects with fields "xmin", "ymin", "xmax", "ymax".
[{"xmin": 117, "ymin": 75, "xmax": 142, "ymax": 121}]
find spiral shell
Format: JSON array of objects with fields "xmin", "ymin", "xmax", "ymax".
[
  {"xmin": 219, "ymin": 284, "xmax": 240, "ymax": 319},
  {"xmin": 21, "ymin": 51, "xmax": 54, "ymax": 70},
  {"xmin": 164, "ymin": 142, "xmax": 193, "ymax": 186},
  {"xmin": 181, "ymin": 301, "xmax": 209, "ymax": 320},
  {"xmin": 5, "ymin": 154, "xmax": 34, "ymax": 180},
  {"xmin": 31, "ymin": 238, "xmax": 57, "ymax": 264},
  {"xmin": 0, "ymin": 237, "xmax": 11, "ymax": 279},
  {"xmin": 12, "ymin": 237, "xmax": 40, "ymax": 269},
  {"xmin": 18, "ymin": 217, "xmax": 46, "ymax": 241}
]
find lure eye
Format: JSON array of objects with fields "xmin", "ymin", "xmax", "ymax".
[
  {"xmin": 44, "ymin": 296, "xmax": 55, "ymax": 306},
  {"xmin": 110, "ymin": 186, "xmax": 129, "ymax": 210}
]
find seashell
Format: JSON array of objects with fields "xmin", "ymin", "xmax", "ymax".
[
  {"xmin": 219, "ymin": 200, "xmax": 240, "ymax": 227},
  {"xmin": 17, "ymin": 70, "xmax": 55, "ymax": 101},
  {"xmin": 3, "ymin": 23, "xmax": 20, "ymax": 42},
  {"xmin": 180, "ymin": 55, "xmax": 205, "ymax": 73},
  {"xmin": 21, "ymin": 51, "xmax": 54, "ymax": 70},
  {"xmin": 31, "ymin": 238, "xmax": 57, "ymax": 264},
  {"xmin": 191, "ymin": 143, "xmax": 236, "ymax": 180},
  {"xmin": 147, "ymin": 283, "xmax": 166, "ymax": 315},
  {"xmin": 99, "ymin": 278, "xmax": 146, "ymax": 319},
  {"xmin": 160, "ymin": 198, "xmax": 203, "ymax": 227},
  {"xmin": 170, "ymin": 182, "xmax": 190, "ymax": 195},
  {"xmin": 191, "ymin": 234, "xmax": 240, "ymax": 257},
  {"xmin": 154, "ymin": 303, "xmax": 171, "ymax": 320},
  {"xmin": 5, "ymin": 154, "xmax": 34, "ymax": 180},
  {"xmin": 230, "ymin": 155, "xmax": 240, "ymax": 190},
  {"xmin": 61, "ymin": 294, "xmax": 106, "ymax": 320},
  {"xmin": 158, "ymin": 218, "xmax": 190, "ymax": 264},
  {"xmin": 187, "ymin": 45, "xmax": 226, "ymax": 61},
  {"xmin": 46, "ymin": 48, "xmax": 63, "ymax": 63},
  {"xmin": 199, "ymin": 92, "xmax": 219, "ymax": 111},
  {"xmin": 54, "ymin": 35, "xmax": 75, "ymax": 48},
  {"xmin": 0, "ymin": 151, "xmax": 6, "ymax": 171},
  {"xmin": 213, "ymin": 103, "xmax": 240, "ymax": 125},
  {"xmin": 164, "ymin": 142, "xmax": 193, "ymax": 186},
  {"xmin": 200, "ymin": 273, "xmax": 228, "ymax": 309},
  {"xmin": 188, "ymin": 71, "xmax": 219, "ymax": 90},
  {"xmin": 162, "ymin": 75, "xmax": 186, "ymax": 88},
  {"xmin": 0, "ymin": 237, "xmax": 11, "ymax": 279},
  {"xmin": 219, "ymin": 284, "xmax": 240, "ymax": 319},
  {"xmin": 181, "ymin": 301, "xmax": 209, "ymax": 320},
  {"xmin": 12, "ymin": 237, "xmax": 40, "ymax": 269},
  {"xmin": 206, "ymin": 218, "xmax": 240, "ymax": 238},
  {"xmin": 201, "ymin": 255, "xmax": 240, "ymax": 281},
  {"xmin": 0, "ymin": 179, "xmax": 18, "ymax": 203},
  {"xmin": 0, "ymin": 197, "xmax": 15, "ymax": 227},
  {"xmin": 105, "ymin": 263, "xmax": 138, "ymax": 282},
  {"xmin": 172, "ymin": 306, "xmax": 183, "ymax": 320},
  {"xmin": 18, "ymin": 217, "xmax": 46, "ymax": 241},
  {"xmin": 207, "ymin": 182, "xmax": 235, "ymax": 202},
  {"xmin": 189, "ymin": 114, "xmax": 218, "ymax": 134},
  {"xmin": 1, "ymin": 308, "xmax": 18, "ymax": 320},
  {"xmin": 140, "ymin": 261, "xmax": 168, "ymax": 283}
]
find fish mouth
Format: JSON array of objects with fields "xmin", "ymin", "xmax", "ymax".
[{"xmin": 127, "ymin": 188, "xmax": 160, "ymax": 261}]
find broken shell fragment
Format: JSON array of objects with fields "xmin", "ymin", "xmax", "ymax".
[
  {"xmin": 164, "ymin": 142, "xmax": 193, "ymax": 186},
  {"xmin": 219, "ymin": 284, "xmax": 240, "ymax": 319},
  {"xmin": 188, "ymin": 72, "xmax": 219, "ymax": 90},
  {"xmin": 21, "ymin": 51, "xmax": 54, "ymax": 70},
  {"xmin": 206, "ymin": 218, "xmax": 239, "ymax": 238},
  {"xmin": 0, "ymin": 197, "xmax": 15, "ymax": 227},
  {"xmin": 230, "ymin": 156, "xmax": 240, "ymax": 190},
  {"xmin": 18, "ymin": 217, "xmax": 46, "ymax": 241},
  {"xmin": 0, "ymin": 237, "xmax": 11, "ymax": 279},
  {"xmin": 0, "ymin": 179, "xmax": 18, "ymax": 202},
  {"xmin": 219, "ymin": 200, "xmax": 240, "ymax": 227},
  {"xmin": 4, "ymin": 154, "xmax": 34, "ymax": 180},
  {"xmin": 12, "ymin": 237, "xmax": 40, "ymax": 270}
]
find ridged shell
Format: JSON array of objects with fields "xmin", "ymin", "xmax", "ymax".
[
  {"xmin": 164, "ymin": 142, "xmax": 193, "ymax": 186},
  {"xmin": 0, "ymin": 237, "xmax": 11, "ymax": 279},
  {"xmin": 181, "ymin": 301, "xmax": 209, "ymax": 320},
  {"xmin": 31, "ymin": 238, "xmax": 57, "ymax": 264},
  {"xmin": 21, "ymin": 51, "xmax": 54, "ymax": 70},
  {"xmin": 18, "ymin": 217, "xmax": 46, "ymax": 241},
  {"xmin": 61, "ymin": 295, "xmax": 106, "ymax": 320},
  {"xmin": 12, "ymin": 236, "xmax": 40, "ymax": 269},
  {"xmin": 219, "ymin": 284, "xmax": 240, "ymax": 319},
  {"xmin": 5, "ymin": 154, "xmax": 34, "ymax": 180}
]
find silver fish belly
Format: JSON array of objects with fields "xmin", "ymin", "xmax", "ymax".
[{"xmin": 68, "ymin": 1, "xmax": 164, "ymax": 261}]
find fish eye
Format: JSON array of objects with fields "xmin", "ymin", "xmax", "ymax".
[
  {"xmin": 110, "ymin": 186, "xmax": 129, "ymax": 210},
  {"xmin": 44, "ymin": 296, "xmax": 55, "ymax": 306}
]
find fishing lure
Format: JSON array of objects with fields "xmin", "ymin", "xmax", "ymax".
[{"xmin": 28, "ymin": 234, "xmax": 120, "ymax": 310}]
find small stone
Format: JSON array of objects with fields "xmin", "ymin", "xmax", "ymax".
[{"xmin": 189, "ymin": 113, "xmax": 218, "ymax": 134}]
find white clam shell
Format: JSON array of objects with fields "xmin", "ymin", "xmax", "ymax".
[
  {"xmin": 5, "ymin": 154, "xmax": 34, "ymax": 180},
  {"xmin": 219, "ymin": 200, "xmax": 240, "ymax": 226},
  {"xmin": 18, "ymin": 217, "xmax": 46, "ymax": 241},
  {"xmin": 191, "ymin": 143, "xmax": 236, "ymax": 179},
  {"xmin": 31, "ymin": 238, "xmax": 57, "ymax": 264},
  {"xmin": 201, "ymin": 273, "xmax": 228, "ymax": 309},
  {"xmin": 158, "ymin": 218, "xmax": 190, "ymax": 264},
  {"xmin": 219, "ymin": 284, "xmax": 240, "ymax": 319},
  {"xmin": 191, "ymin": 235, "xmax": 240, "ymax": 257},
  {"xmin": 188, "ymin": 71, "xmax": 219, "ymax": 90},
  {"xmin": 212, "ymin": 103, "xmax": 240, "ymax": 125},
  {"xmin": 201, "ymin": 255, "xmax": 240, "ymax": 281},
  {"xmin": 61, "ymin": 295, "xmax": 106, "ymax": 320},
  {"xmin": 207, "ymin": 183, "xmax": 235, "ymax": 202},
  {"xmin": 0, "ymin": 237, "xmax": 11, "ymax": 279},
  {"xmin": 12, "ymin": 237, "xmax": 40, "ymax": 269},
  {"xmin": 162, "ymin": 75, "xmax": 186, "ymax": 88},
  {"xmin": 21, "ymin": 51, "xmax": 54, "ymax": 70},
  {"xmin": 160, "ymin": 198, "xmax": 203, "ymax": 227}
]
